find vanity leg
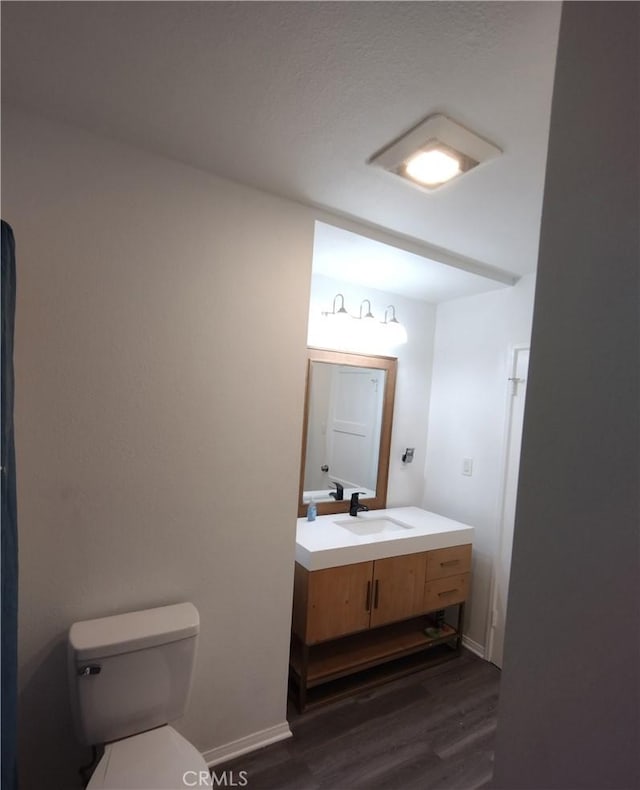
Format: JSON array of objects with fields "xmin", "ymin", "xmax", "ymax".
[
  {"xmin": 455, "ymin": 602, "xmax": 465, "ymax": 652},
  {"xmin": 298, "ymin": 643, "xmax": 310, "ymax": 713}
]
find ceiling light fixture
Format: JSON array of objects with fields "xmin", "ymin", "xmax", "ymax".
[
  {"xmin": 368, "ymin": 114, "xmax": 502, "ymax": 190},
  {"xmin": 405, "ymin": 147, "xmax": 461, "ymax": 186}
]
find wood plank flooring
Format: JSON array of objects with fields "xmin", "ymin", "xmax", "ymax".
[{"xmin": 214, "ymin": 650, "xmax": 500, "ymax": 790}]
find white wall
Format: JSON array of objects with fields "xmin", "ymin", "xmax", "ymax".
[
  {"xmin": 308, "ymin": 272, "xmax": 437, "ymax": 507},
  {"xmin": 493, "ymin": 3, "xmax": 640, "ymax": 787},
  {"xmin": 422, "ymin": 275, "xmax": 536, "ymax": 649},
  {"xmin": 2, "ymin": 107, "xmax": 313, "ymax": 789}
]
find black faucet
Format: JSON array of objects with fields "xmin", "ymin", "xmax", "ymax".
[
  {"xmin": 329, "ymin": 482, "xmax": 344, "ymax": 501},
  {"xmin": 349, "ymin": 492, "xmax": 369, "ymax": 517}
]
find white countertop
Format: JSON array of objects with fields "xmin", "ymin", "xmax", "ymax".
[{"xmin": 295, "ymin": 506, "xmax": 474, "ymax": 571}]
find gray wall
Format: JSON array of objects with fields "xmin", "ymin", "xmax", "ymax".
[
  {"xmin": 2, "ymin": 107, "xmax": 313, "ymax": 789},
  {"xmin": 493, "ymin": 4, "xmax": 639, "ymax": 788}
]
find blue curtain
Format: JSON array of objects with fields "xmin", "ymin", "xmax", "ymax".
[{"xmin": 1, "ymin": 220, "xmax": 18, "ymax": 790}]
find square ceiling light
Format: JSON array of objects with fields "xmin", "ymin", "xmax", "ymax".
[{"xmin": 368, "ymin": 114, "xmax": 502, "ymax": 190}]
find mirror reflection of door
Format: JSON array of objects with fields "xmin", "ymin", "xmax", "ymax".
[
  {"xmin": 326, "ymin": 366, "xmax": 383, "ymax": 492},
  {"xmin": 303, "ymin": 362, "xmax": 385, "ymax": 495}
]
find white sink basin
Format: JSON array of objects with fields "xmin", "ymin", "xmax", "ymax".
[{"xmin": 334, "ymin": 518, "xmax": 414, "ymax": 536}]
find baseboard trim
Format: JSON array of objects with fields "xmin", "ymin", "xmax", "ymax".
[
  {"xmin": 462, "ymin": 634, "xmax": 486, "ymax": 659},
  {"xmin": 203, "ymin": 722, "xmax": 292, "ymax": 768}
]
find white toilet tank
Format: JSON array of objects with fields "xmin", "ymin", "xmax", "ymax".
[{"xmin": 68, "ymin": 603, "xmax": 199, "ymax": 745}]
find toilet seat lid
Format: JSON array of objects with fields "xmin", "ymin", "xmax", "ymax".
[{"xmin": 87, "ymin": 725, "xmax": 211, "ymax": 789}]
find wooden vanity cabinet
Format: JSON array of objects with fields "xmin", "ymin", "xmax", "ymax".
[
  {"xmin": 290, "ymin": 543, "xmax": 472, "ymax": 710},
  {"xmin": 293, "ymin": 553, "xmax": 429, "ymax": 644}
]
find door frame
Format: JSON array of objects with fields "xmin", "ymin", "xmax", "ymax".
[{"xmin": 485, "ymin": 343, "xmax": 530, "ymax": 664}]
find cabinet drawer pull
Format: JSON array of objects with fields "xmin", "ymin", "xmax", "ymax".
[
  {"xmin": 438, "ymin": 588, "xmax": 459, "ymax": 597},
  {"xmin": 440, "ymin": 559, "xmax": 460, "ymax": 567},
  {"xmin": 365, "ymin": 581, "xmax": 371, "ymax": 611},
  {"xmin": 373, "ymin": 579, "xmax": 380, "ymax": 609}
]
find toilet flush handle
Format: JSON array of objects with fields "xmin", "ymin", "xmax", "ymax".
[{"xmin": 77, "ymin": 664, "xmax": 101, "ymax": 676}]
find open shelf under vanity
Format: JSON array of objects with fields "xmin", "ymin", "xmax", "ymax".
[{"xmin": 289, "ymin": 610, "xmax": 464, "ymax": 711}]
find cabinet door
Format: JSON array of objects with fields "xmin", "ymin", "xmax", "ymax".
[
  {"xmin": 306, "ymin": 561, "xmax": 374, "ymax": 644},
  {"xmin": 370, "ymin": 553, "xmax": 428, "ymax": 628}
]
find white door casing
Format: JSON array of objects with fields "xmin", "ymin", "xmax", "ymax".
[{"xmin": 487, "ymin": 346, "xmax": 530, "ymax": 668}]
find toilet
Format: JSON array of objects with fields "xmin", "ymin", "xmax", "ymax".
[{"xmin": 68, "ymin": 602, "xmax": 212, "ymax": 789}]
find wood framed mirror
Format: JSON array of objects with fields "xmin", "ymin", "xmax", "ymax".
[{"xmin": 298, "ymin": 348, "xmax": 397, "ymax": 517}]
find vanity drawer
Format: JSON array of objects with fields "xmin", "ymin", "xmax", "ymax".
[
  {"xmin": 424, "ymin": 573, "xmax": 470, "ymax": 611},
  {"xmin": 426, "ymin": 544, "xmax": 472, "ymax": 580}
]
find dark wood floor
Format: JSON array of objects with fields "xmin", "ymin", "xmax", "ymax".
[{"xmin": 215, "ymin": 650, "xmax": 500, "ymax": 790}]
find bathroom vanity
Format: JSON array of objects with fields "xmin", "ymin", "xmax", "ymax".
[{"xmin": 290, "ymin": 507, "xmax": 473, "ymax": 710}]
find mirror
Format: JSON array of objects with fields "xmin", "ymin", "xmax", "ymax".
[{"xmin": 298, "ymin": 348, "xmax": 397, "ymax": 517}]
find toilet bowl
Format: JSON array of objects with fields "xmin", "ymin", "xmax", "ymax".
[
  {"xmin": 68, "ymin": 603, "xmax": 212, "ymax": 789},
  {"xmin": 86, "ymin": 725, "xmax": 210, "ymax": 790}
]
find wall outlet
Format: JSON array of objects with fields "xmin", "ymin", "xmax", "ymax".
[{"xmin": 462, "ymin": 458, "xmax": 473, "ymax": 476}]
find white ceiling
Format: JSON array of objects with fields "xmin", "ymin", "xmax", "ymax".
[
  {"xmin": 313, "ymin": 221, "xmax": 509, "ymax": 304},
  {"xmin": 1, "ymin": 2, "xmax": 561, "ymax": 295}
]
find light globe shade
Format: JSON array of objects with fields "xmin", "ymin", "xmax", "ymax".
[
  {"xmin": 384, "ymin": 318, "xmax": 408, "ymax": 346},
  {"xmin": 323, "ymin": 308, "xmax": 350, "ymax": 347},
  {"xmin": 357, "ymin": 315, "xmax": 384, "ymax": 351}
]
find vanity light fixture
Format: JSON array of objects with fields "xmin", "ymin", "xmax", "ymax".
[
  {"xmin": 319, "ymin": 293, "xmax": 352, "ymax": 347},
  {"xmin": 320, "ymin": 295, "xmax": 408, "ymax": 347},
  {"xmin": 381, "ymin": 305, "xmax": 408, "ymax": 345},
  {"xmin": 368, "ymin": 114, "xmax": 502, "ymax": 190},
  {"xmin": 352, "ymin": 299, "xmax": 381, "ymax": 345},
  {"xmin": 321, "ymin": 293, "xmax": 350, "ymax": 322},
  {"xmin": 355, "ymin": 298, "xmax": 378, "ymax": 330},
  {"xmin": 357, "ymin": 298, "xmax": 375, "ymax": 321}
]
